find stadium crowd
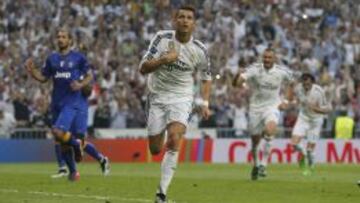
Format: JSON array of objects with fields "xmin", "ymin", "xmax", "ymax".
[{"xmin": 0, "ymin": 0, "xmax": 359, "ymax": 138}]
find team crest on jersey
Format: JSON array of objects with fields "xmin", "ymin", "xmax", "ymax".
[
  {"xmin": 60, "ymin": 61, "xmax": 64, "ymax": 67},
  {"xmin": 68, "ymin": 62, "xmax": 73, "ymax": 68}
]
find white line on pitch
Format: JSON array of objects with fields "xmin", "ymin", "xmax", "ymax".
[{"xmin": 0, "ymin": 188, "xmax": 152, "ymax": 202}]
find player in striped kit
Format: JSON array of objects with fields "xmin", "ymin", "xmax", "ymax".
[
  {"xmin": 139, "ymin": 5, "xmax": 212, "ymax": 203},
  {"xmin": 291, "ymin": 73, "xmax": 331, "ymax": 175},
  {"xmin": 233, "ymin": 48, "xmax": 295, "ymax": 180}
]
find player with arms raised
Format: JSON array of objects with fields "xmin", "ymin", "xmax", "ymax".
[
  {"xmin": 139, "ymin": 5, "xmax": 211, "ymax": 203},
  {"xmin": 291, "ymin": 73, "xmax": 331, "ymax": 175},
  {"xmin": 25, "ymin": 28, "xmax": 109, "ymax": 181},
  {"xmin": 233, "ymin": 48, "xmax": 295, "ymax": 180}
]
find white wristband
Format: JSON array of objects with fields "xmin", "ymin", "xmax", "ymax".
[
  {"xmin": 202, "ymin": 100, "xmax": 209, "ymax": 107},
  {"xmin": 195, "ymin": 98, "xmax": 209, "ymax": 107}
]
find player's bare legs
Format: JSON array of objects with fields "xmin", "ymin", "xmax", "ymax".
[
  {"xmin": 258, "ymin": 121, "xmax": 277, "ymax": 177},
  {"xmin": 52, "ymin": 128, "xmax": 83, "ymax": 162},
  {"xmin": 264, "ymin": 121, "xmax": 277, "ymax": 137},
  {"xmin": 155, "ymin": 122, "xmax": 185, "ymax": 202},
  {"xmin": 149, "ymin": 131, "xmax": 166, "ymax": 155}
]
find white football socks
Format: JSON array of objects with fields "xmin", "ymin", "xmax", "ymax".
[
  {"xmin": 251, "ymin": 143, "xmax": 260, "ymax": 167},
  {"xmin": 261, "ymin": 138, "xmax": 273, "ymax": 167},
  {"xmin": 307, "ymin": 150, "xmax": 315, "ymax": 168},
  {"xmin": 158, "ymin": 150, "xmax": 179, "ymax": 195},
  {"xmin": 293, "ymin": 144, "xmax": 305, "ymax": 156}
]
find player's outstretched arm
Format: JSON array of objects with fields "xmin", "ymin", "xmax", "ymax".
[
  {"xmin": 25, "ymin": 58, "xmax": 48, "ymax": 83},
  {"xmin": 139, "ymin": 47, "xmax": 178, "ymax": 75}
]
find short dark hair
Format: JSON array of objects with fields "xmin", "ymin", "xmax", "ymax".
[
  {"xmin": 177, "ymin": 5, "xmax": 196, "ymax": 18},
  {"xmin": 57, "ymin": 27, "xmax": 73, "ymax": 40},
  {"xmin": 301, "ymin": 73, "xmax": 316, "ymax": 82},
  {"xmin": 264, "ymin": 48, "xmax": 275, "ymax": 54}
]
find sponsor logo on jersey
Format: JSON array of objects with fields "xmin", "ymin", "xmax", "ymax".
[
  {"xmin": 259, "ymin": 82, "xmax": 278, "ymax": 90},
  {"xmin": 166, "ymin": 60, "xmax": 191, "ymax": 72},
  {"xmin": 54, "ymin": 71, "xmax": 71, "ymax": 79}
]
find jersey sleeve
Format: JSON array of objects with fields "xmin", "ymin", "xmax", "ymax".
[
  {"xmin": 79, "ymin": 54, "xmax": 90, "ymax": 75},
  {"xmin": 139, "ymin": 32, "xmax": 164, "ymax": 65},
  {"xmin": 241, "ymin": 64, "xmax": 258, "ymax": 80},
  {"xmin": 282, "ymin": 67, "xmax": 295, "ymax": 83},
  {"xmin": 197, "ymin": 43, "xmax": 212, "ymax": 81},
  {"xmin": 41, "ymin": 56, "xmax": 53, "ymax": 78}
]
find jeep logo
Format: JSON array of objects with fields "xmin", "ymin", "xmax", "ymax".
[{"xmin": 54, "ymin": 72, "xmax": 71, "ymax": 79}]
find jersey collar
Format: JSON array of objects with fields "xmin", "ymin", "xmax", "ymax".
[
  {"xmin": 262, "ymin": 63, "xmax": 276, "ymax": 73},
  {"xmin": 174, "ymin": 33, "xmax": 193, "ymax": 45}
]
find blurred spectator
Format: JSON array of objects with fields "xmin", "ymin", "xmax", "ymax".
[
  {"xmin": 12, "ymin": 90, "xmax": 30, "ymax": 127},
  {"xmin": 0, "ymin": 109, "xmax": 16, "ymax": 138},
  {"xmin": 283, "ymin": 108, "xmax": 298, "ymax": 138},
  {"xmin": 0, "ymin": 0, "xmax": 358, "ymax": 138},
  {"xmin": 110, "ymin": 96, "xmax": 128, "ymax": 129},
  {"xmin": 230, "ymin": 99, "xmax": 248, "ymax": 137},
  {"xmin": 93, "ymin": 89, "xmax": 112, "ymax": 128}
]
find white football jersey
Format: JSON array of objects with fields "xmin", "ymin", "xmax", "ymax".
[
  {"xmin": 140, "ymin": 30, "xmax": 211, "ymax": 97},
  {"xmin": 241, "ymin": 63, "xmax": 294, "ymax": 112},
  {"xmin": 295, "ymin": 83, "xmax": 330, "ymax": 120}
]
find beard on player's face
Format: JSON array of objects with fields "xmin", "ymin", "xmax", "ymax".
[
  {"xmin": 263, "ymin": 59, "xmax": 274, "ymax": 69},
  {"xmin": 57, "ymin": 32, "xmax": 72, "ymax": 51},
  {"xmin": 58, "ymin": 41, "xmax": 69, "ymax": 50},
  {"xmin": 263, "ymin": 52, "xmax": 275, "ymax": 69},
  {"xmin": 264, "ymin": 61, "xmax": 273, "ymax": 69}
]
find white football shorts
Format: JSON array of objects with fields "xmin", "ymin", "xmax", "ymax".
[
  {"xmin": 292, "ymin": 116, "xmax": 323, "ymax": 143},
  {"xmin": 146, "ymin": 93, "xmax": 193, "ymax": 136},
  {"xmin": 248, "ymin": 108, "xmax": 280, "ymax": 135}
]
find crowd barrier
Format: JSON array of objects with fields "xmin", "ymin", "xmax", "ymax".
[{"xmin": 0, "ymin": 138, "xmax": 358, "ymax": 164}]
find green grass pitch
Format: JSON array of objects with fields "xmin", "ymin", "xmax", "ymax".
[{"xmin": 0, "ymin": 163, "xmax": 358, "ymax": 203}]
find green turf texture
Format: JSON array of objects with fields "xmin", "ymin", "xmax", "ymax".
[{"xmin": 0, "ymin": 163, "xmax": 358, "ymax": 203}]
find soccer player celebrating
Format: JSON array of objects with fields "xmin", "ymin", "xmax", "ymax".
[
  {"xmin": 139, "ymin": 5, "xmax": 211, "ymax": 203},
  {"xmin": 233, "ymin": 48, "xmax": 294, "ymax": 180},
  {"xmin": 25, "ymin": 28, "xmax": 109, "ymax": 181},
  {"xmin": 291, "ymin": 73, "xmax": 331, "ymax": 175}
]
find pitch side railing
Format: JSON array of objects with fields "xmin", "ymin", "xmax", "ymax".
[{"xmin": 2, "ymin": 127, "xmax": 359, "ymax": 139}]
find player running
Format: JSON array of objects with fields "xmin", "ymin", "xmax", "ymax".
[
  {"xmin": 291, "ymin": 73, "xmax": 331, "ymax": 175},
  {"xmin": 51, "ymin": 65, "xmax": 110, "ymax": 179},
  {"xmin": 139, "ymin": 5, "xmax": 212, "ymax": 203},
  {"xmin": 25, "ymin": 28, "xmax": 109, "ymax": 181},
  {"xmin": 233, "ymin": 48, "xmax": 295, "ymax": 180}
]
